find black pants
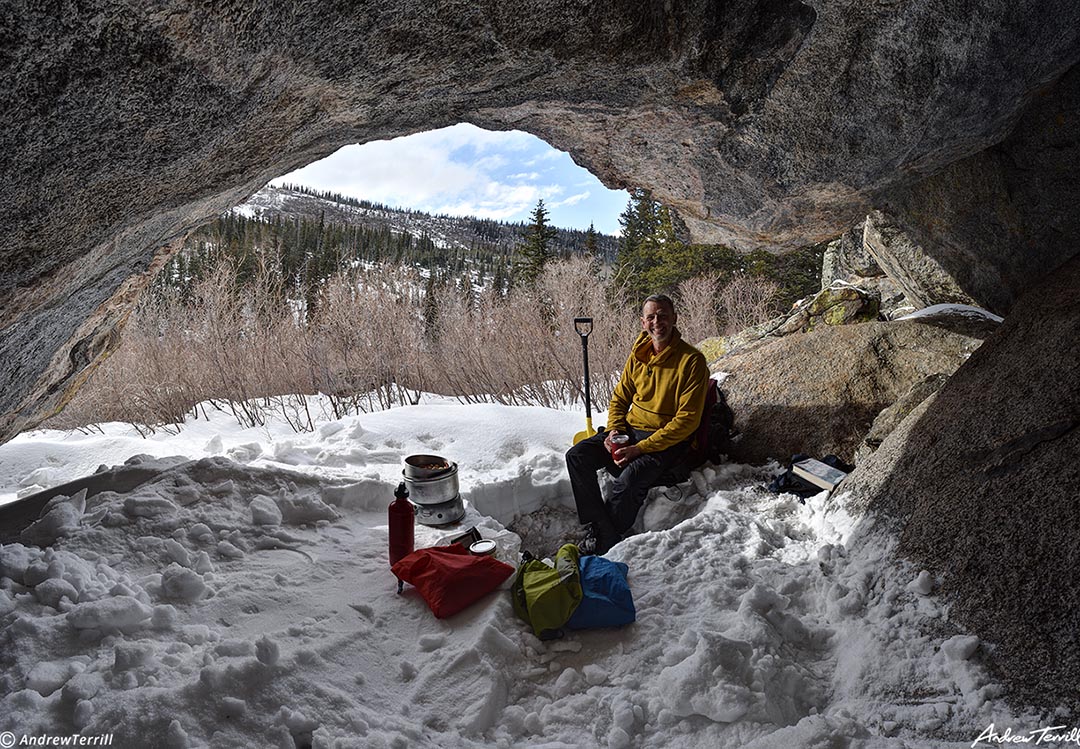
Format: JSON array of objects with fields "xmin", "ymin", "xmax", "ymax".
[{"xmin": 565, "ymin": 428, "xmax": 692, "ymax": 537}]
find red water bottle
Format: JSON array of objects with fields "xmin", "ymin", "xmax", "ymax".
[{"xmin": 388, "ymin": 481, "xmax": 414, "ymax": 593}]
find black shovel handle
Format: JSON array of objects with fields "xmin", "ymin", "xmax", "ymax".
[{"xmin": 574, "ymin": 317, "xmax": 593, "ymax": 419}]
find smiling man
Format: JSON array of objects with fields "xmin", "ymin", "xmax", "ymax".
[{"xmin": 566, "ymin": 294, "xmax": 710, "ymax": 555}]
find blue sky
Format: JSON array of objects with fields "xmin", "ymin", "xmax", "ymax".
[{"xmin": 270, "ymin": 124, "xmax": 629, "ymax": 235}]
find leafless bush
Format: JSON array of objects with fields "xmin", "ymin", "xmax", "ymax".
[
  {"xmin": 718, "ymin": 274, "xmax": 782, "ymax": 335},
  {"xmin": 675, "ymin": 273, "xmax": 722, "ymax": 344},
  {"xmin": 52, "ymin": 256, "xmax": 647, "ymax": 433},
  {"xmin": 420, "ymin": 256, "xmax": 638, "ymax": 410},
  {"xmin": 539, "ymin": 256, "xmax": 638, "ymax": 408}
]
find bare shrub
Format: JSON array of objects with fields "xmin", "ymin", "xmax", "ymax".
[
  {"xmin": 718, "ymin": 274, "xmax": 782, "ymax": 335},
  {"xmin": 49, "ymin": 289, "xmax": 205, "ymax": 433},
  {"xmin": 53, "ymin": 255, "xmax": 647, "ymax": 433},
  {"xmin": 539, "ymin": 256, "xmax": 637, "ymax": 408},
  {"xmin": 674, "ymin": 273, "xmax": 722, "ymax": 344}
]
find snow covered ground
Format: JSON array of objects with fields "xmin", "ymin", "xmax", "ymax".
[{"xmin": 0, "ymin": 396, "xmax": 1052, "ymax": 747}]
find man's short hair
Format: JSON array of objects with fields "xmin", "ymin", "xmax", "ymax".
[{"xmin": 642, "ymin": 294, "xmax": 676, "ymax": 314}]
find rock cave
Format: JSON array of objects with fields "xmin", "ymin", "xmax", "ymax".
[{"xmin": 2, "ymin": 0, "xmax": 1078, "ymax": 711}]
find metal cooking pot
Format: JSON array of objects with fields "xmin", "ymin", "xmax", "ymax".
[
  {"xmin": 403, "ymin": 454, "xmax": 455, "ymax": 480},
  {"xmin": 402, "ymin": 457, "xmax": 459, "ymax": 507}
]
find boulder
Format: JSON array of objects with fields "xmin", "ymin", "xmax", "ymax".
[
  {"xmin": 714, "ymin": 317, "xmax": 996, "ymax": 465},
  {"xmin": 863, "ymin": 211, "xmax": 980, "ymax": 310},
  {"xmin": 775, "ymin": 283, "xmax": 881, "ymax": 335},
  {"xmin": 839, "ymin": 253, "xmax": 1080, "ymax": 711},
  {"xmin": 820, "ymin": 221, "xmax": 879, "ymax": 287},
  {"xmin": 821, "ymin": 221, "xmax": 913, "ymax": 318},
  {"xmin": 851, "ymin": 276, "xmax": 912, "ymax": 321},
  {"xmin": 853, "ymin": 373, "xmax": 948, "ymax": 465},
  {"xmin": 699, "ymin": 283, "xmax": 883, "ymax": 361}
]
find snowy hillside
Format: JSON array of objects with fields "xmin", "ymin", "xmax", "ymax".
[
  {"xmin": 0, "ymin": 397, "xmax": 1049, "ymax": 747},
  {"xmin": 233, "ymin": 186, "xmax": 618, "ymax": 258}
]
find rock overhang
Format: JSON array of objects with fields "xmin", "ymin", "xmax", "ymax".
[{"xmin": 2, "ymin": 0, "xmax": 1080, "ymax": 440}]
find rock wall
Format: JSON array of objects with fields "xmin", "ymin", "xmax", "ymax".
[
  {"xmin": 2, "ymin": 1, "xmax": 1080, "ymax": 440},
  {"xmin": 715, "ymin": 315, "xmax": 995, "ymax": 465},
  {"xmin": 841, "ymin": 254, "xmax": 1080, "ymax": 710},
  {"xmin": 881, "ymin": 64, "xmax": 1080, "ymax": 315},
  {"xmin": 820, "ymin": 222, "xmax": 876, "ymax": 288},
  {"xmin": 863, "ymin": 211, "xmax": 979, "ymax": 310}
]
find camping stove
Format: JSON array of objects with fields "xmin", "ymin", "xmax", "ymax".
[{"xmin": 402, "ymin": 454, "xmax": 465, "ymax": 526}]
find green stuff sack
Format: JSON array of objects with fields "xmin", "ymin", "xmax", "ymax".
[{"xmin": 510, "ymin": 544, "xmax": 583, "ymax": 640}]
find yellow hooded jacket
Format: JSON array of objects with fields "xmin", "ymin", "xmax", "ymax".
[{"xmin": 606, "ymin": 329, "xmax": 710, "ymax": 453}]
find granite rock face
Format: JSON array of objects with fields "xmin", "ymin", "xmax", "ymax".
[
  {"xmin": 777, "ymin": 283, "xmax": 880, "ymax": 334},
  {"xmin": 853, "ymin": 372, "xmax": 948, "ymax": 465},
  {"xmin": 880, "ymin": 64, "xmax": 1080, "ymax": 315},
  {"xmin": 863, "ymin": 210, "xmax": 980, "ymax": 310},
  {"xmin": 699, "ymin": 281, "xmax": 881, "ymax": 362},
  {"xmin": 1, "ymin": 1, "xmax": 1079, "ymax": 443},
  {"xmin": 840, "ymin": 254, "xmax": 1080, "ymax": 710},
  {"xmin": 820, "ymin": 222, "xmax": 878, "ymax": 288},
  {"xmin": 716, "ymin": 317, "xmax": 993, "ymax": 465},
  {"xmin": 821, "ymin": 221, "xmax": 915, "ymax": 318}
]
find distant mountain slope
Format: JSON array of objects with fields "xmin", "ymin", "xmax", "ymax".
[{"xmin": 233, "ymin": 185, "xmax": 619, "ymax": 261}]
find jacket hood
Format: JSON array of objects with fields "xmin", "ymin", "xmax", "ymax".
[{"xmin": 632, "ymin": 328, "xmax": 684, "ymax": 364}]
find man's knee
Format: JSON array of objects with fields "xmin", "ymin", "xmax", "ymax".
[
  {"xmin": 610, "ymin": 456, "xmax": 660, "ymax": 495},
  {"xmin": 566, "ymin": 442, "xmax": 590, "ymax": 470}
]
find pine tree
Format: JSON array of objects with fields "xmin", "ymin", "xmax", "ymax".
[
  {"xmin": 458, "ymin": 271, "xmax": 476, "ymax": 313},
  {"xmin": 583, "ymin": 222, "xmax": 600, "ymax": 259},
  {"xmin": 613, "ymin": 190, "xmax": 663, "ymax": 299},
  {"xmin": 513, "ymin": 199, "xmax": 558, "ymax": 288},
  {"xmin": 492, "ymin": 262, "xmax": 509, "ymax": 299},
  {"xmin": 422, "ymin": 271, "xmax": 440, "ymax": 340}
]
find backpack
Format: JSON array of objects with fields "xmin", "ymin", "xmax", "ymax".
[
  {"xmin": 510, "ymin": 544, "xmax": 583, "ymax": 640},
  {"xmin": 566, "ymin": 555, "xmax": 636, "ymax": 630},
  {"xmin": 688, "ymin": 378, "xmax": 737, "ymax": 467}
]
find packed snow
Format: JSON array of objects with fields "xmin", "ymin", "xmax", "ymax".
[
  {"xmin": 0, "ymin": 395, "xmax": 1054, "ymax": 747},
  {"xmin": 897, "ymin": 303, "xmax": 1005, "ymax": 324}
]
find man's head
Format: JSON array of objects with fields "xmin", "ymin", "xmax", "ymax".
[{"xmin": 641, "ymin": 294, "xmax": 677, "ymax": 351}]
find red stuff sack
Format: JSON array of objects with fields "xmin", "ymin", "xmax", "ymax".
[{"xmin": 391, "ymin": 544, "xmax": 515, "ymax": 618}]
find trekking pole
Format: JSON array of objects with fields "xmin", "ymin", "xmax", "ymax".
[{"xmin": 572, "ymin": 317, "xmax": 596, "ymax": 444}]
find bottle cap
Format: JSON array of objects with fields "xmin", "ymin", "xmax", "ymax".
[{"xmin": 469, "ymin": 540, "xmax": 496, "ymax": 556}]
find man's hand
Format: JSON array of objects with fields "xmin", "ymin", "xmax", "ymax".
[
  {"xmin": 613, "ymin": 444, "xmax": 643, "ymax": 467},
  {"xmin": 603, "ymin": 431, "xmax": 617, "ymax": 453}
]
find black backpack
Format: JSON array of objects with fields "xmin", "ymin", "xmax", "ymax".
[{"xmin": 683, "ymin": 378, "xmax": 736, "ymax": 469}]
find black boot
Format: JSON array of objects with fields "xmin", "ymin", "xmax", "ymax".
[{"xmin": 580, "ymin": 522, "xmax": 621, "ymax": 556}]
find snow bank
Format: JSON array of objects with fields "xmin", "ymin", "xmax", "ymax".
[{"xmin": 0, "ymin": 397, "xmax": 1050, "ymax": 746}]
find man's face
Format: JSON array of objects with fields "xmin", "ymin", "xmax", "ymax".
[{"xmin": 641, "ymin": 300, "xmax": 676, "ymax": 348}]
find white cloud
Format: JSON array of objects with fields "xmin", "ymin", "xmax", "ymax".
[
  {"xmin": 551, "ymin": 191, "xmax": 590, "ymax": 208},
  {"xmin": 269, "ymin": 124, "xmax": 558, "ymax": 219},
  {"xmin": 523, "ymin": 150, "xmax": 565, "ymax": 167},
  {"xmin": 431, "ymin": 182, "xmax": 564, "ymax": 221},
  {"xmin": 421, "ymin": 123, "xmax": 536, "ymax": 153},
  {"xmin": 268, "ymin": 122, "xmax": 626, "ymax": 231}
]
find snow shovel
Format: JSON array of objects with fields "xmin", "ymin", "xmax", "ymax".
[{"xmin": 572, "ymin": 317, "xmax": 598, "ymax": 445}]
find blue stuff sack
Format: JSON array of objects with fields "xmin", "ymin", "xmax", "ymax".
[{"xmin": 566, "ymin": 555, "xmax": 636, "ymax": 630}]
